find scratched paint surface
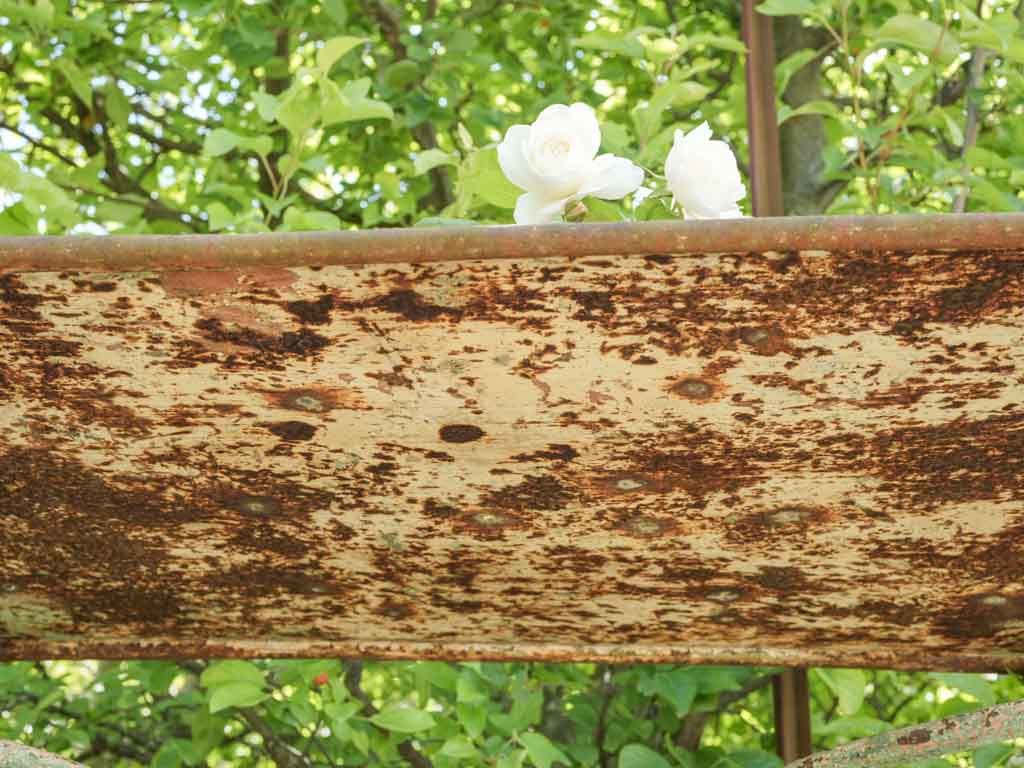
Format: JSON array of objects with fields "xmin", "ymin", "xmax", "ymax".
[{"xmin": 1, "ymin": 248, "xmax": 1022, "ymax": 669}]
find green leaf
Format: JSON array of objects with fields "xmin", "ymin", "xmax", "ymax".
[
  {"xmin": 456, "ymin": 668, "xmax": 490, "ymax": 703},
  {"xmin": 440, "ymin": 737, "xmax": 479, "ymax": 759},
  {"xmin": 776, "ymin": 48, "xmax": 818, "ymax": 95},
  {"xmin": 321, "ymin": 77, "xmax": 394, "ymax": 125},
  {"xmin": 619, "ymin": 745, "xmax": 671, "ymax": 768},
  {"xmin": 520, "ymin": 732, "xmax": 571, "ymax": 768},
  {"xmin": 322, "ymin": 0, "xmax": 348, "ymax": 26},
  {"xmin": 498, "ymin": 750, "xmax": 528, "ymax": 768},
  {"xmin": 637, "ymin": 668, "xmax": 697, "ymax": 717},
  {"xmin": 447, "ymin": 29, "xmax": 479, "ymax": 54},
  {"xmin": 383, "ymin": 60, "xmax": 422, "ymax": 90},
  {"xmin": 882, "ymin": 59, "xmax": 930, "ymax": 93},
  {"xmin": 416, "ymin": 661, "xmax": 459, "ymax": 691},
  {"xmin": 777, "ymin": 100, "xmax": 840, "ymax": 124},
  {"xmin": 756, "ymin": 0, "xmax": 819, "ymax": 16},
  {"xmin": 964, "ymin": 146, "xmax": 1014, "ymax": 171},
  {"xmin": 686, "ymin": 34, "xmax": 747, "ymax": 54},
  {"xmin": 104, "ymin": 84, "xmax": 132, "ymax": 125},
  {"xmin": 456, "ymin": 702, "xmax": 488, "ymax": 739},
  {"xmin": 237, "ymin": 134, "xmax": 273, "ymax": 156},
  {"xmin": 460, "ymin": 147, "xmax": 521, "ymax": 209},
  {"xmin": 728, "ymin": 751, "xmax": 783, "ymax": 768},
  {"xmin": 813, "ymin": 715, "xmax": 889, "ymax": 738},
  {"xmin": 317, "ymin": 36, "xmax": 366, "ymax": 72},
  {"xmin": 152, "ymin": 739, "xmax": 198, "ymax": 768},
  {"xmin": 238, "ymin": 17, "xmax": 275, "ymax": 49},
  {"xmin": 632, "ymin": 81, "xmax": 710, "ymax": 144},
  {"xmin": 572, "ymin": 32, "xmax": 645, "ymax": 58},
  {"xmin": 973, "ymin": 743, "xmax": 1014, "ymax": 768},
  {"xmin": 57, "ymin": 60, "xmax": 92, "ymax": 105},
  {"xmin": 209, "ymin": 682, "xmax": 268, "ymax": 713},
  {"xmin": 815, "ymin": 669, "xmax": 865, "ymax": 715},
  {"xmin": 414, "ymin": 216, "xmax": 479, "ymax": 227},
  {"xmin": 200, "ymin": 660, "xmax": 266, "ymax": 689},
  {"xmin": 281, "ymin": 208, "xmax": 342, "ymax": 231},
  {"xmin": 254, "ymin": 90, "xmax": 280, "ymax": 122},
  {"xmin": 277, "ymin": 86, "xmax": 321, "ymax": 137},
  {"xmin": 930, "ymin": 673, "xmax": 996, "ymax": 706},
  {"xmin": 414, "ymin": 148, "xmax": 458, "ymax": 176},
  {"xmin": 202, "ymin": 128, "xmax": 241, "ymax": 157},
  {"xmin": 872, "ymin": 15, "xmax": 961, "ymax": 64},
  {"xmin": 369, "ymin": 706, "xmax": 436, "ymax": 733}
]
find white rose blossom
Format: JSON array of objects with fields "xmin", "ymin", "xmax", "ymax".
[
  {"xmin": 664, "ymin": 121, "xmax": 746, "ymax": 219},
  {"xmin": 498, "ymin": 103, "xmax": 645, "ymax": 225}
]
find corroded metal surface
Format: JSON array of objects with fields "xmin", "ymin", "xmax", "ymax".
[
  {"xmin": 1, "ymin": 224, "xmax": 1023, "ymax": 668},
  {"xmin": 2, "ymin": 213, "xmax": 1024, "ymax": 272}
]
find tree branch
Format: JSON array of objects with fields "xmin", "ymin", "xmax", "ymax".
[
  {"xmin": 0, "ymin": 123, "xmax": 80, "ymax": 167},
  {"xmin": 239, "ymin": 710, "xmax": 312, "ymax": 768},
  {"xmin": 0, "ymin": 741, "xmax": 82, "ymax": 768},
  {"xmin": 787, "ymin": 699, "xmax": 1024, "ymax": 768},
  {"xmin": 676, "ymin": 674, "xmax": 775, "ymax": 751},
  {"xmin": 953, "ymin": 47, "xmax": 990, "ymax": 213},
  {"xmin": 361, "ymin": 0, "xmax": 453, "ymax": 210},
  {"xmin": 344, "ymin": 661, "xmax": 433, "ymax": 768}
]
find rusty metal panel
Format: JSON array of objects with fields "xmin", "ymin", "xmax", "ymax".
[{"xmin": 1, "ymin": 216, "xmax": 1023, "ymax": 669}]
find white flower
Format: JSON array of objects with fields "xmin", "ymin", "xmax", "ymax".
[
  {"xmin": 497, "ymin": 103, "xmax": 644, "ymax": 225},
  {"xmin": 664, "ymin": 122, "xmax": 746, "ymax": 219}
]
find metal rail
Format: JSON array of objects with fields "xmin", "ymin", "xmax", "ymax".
[{"xmin": 1, "ymin": 213, "xmax": 1023, "ymax": 273}]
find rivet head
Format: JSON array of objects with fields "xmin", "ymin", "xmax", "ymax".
[
  {"xmin": 708, "ymin": 589, "xmax": 742, "ymax": 602},
  {"xmin": 624, "ymin": 517, "xmax": 664, "ymax": 536},
  {"xmin": 233, "ymin": 495, "xmax": 280, "ymax": 516},
  {"xmin": 767, "ymin": 508, "xmax": 805, "ymax": 526},
  {"xmin": 671, "ymin": 378, "xmax": 713, "ymax": 400},
  {"xmin": 472, "ymin": 511, "xmax": 511, "ymax": 527},
  {"xmin": 293, "ymin": 395, "xmax": 324, "ymax": 412},
  {"xmin": 743, "ymin": 328, "xmax": 770, "ymax": 345},
  {"xmin": 616, "ymin": 478, "xmax": 646, "ymax": 491}
]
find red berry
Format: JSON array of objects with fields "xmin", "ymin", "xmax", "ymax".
[{"xmin": 312, "ymin": 673, "xmax": 329, "ymax": 687}]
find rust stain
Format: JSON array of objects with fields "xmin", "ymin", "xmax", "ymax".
[{"xmin": 1, "ymin": 241, "xmax": 1023, "ymax": 668}]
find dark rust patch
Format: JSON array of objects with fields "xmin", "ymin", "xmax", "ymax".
[
  {"xmin": 572, "ymin": 290, "xmax": 615, "ymax": 317},
  {"xmin": 265, "ymin": 421, "xmax": 317, "ymax": 442},
  {"xmin": 509, "ymin": 443, "xmax": 578, "ymax": 463},
  {"xmin": 374, "ymin": 289, "xmax": 459, "ymax": 322},
  {"xmin": 871, "ymin": 411, "xmax": 1024, "ymax": 507},
  {"xmin": 284, "ymin": 294, "xmax": 335, "ymax": 325},
  {"xmin": 193, "ymin": 318, "xmax": 329, "ymax": 357},
  {"xmin": 377, "ymin": 600, "xmax": 416, "ymax": 620},
  {"xmin": 439, "ymin": 424, "xmax": 485, "ymax": 444},
  {"xmin": 422, "ymin": 499, "xmax": 461, "ymax": 519},
  {"xmin": 479, "ymin": 474, "xmax": 573, "ymax": 512},
  {"xmin": 72, "ymin": 280, "xmax": 117, "ymax": 293}
]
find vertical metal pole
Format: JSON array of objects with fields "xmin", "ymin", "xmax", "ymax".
[
  {"xmin": 741, "ymin": 0, "xmax": 784, "ymax": 217},
  {"xmin": 740, "ymin": 0, "xmax": 812, "ymax": 761}
]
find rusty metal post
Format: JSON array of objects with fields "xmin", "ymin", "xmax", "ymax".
[
  {"xmin": 741, "ymin": 0, "xmax": 784, "ymax": 217},
  {"xmin": 741, "ymin": 0, "xmax": 812, "ymax": 760}
]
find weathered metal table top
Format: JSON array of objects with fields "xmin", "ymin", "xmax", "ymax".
[{"xmin": 1, "ymin": 215, "xmax": 1022, "ymax": 670}]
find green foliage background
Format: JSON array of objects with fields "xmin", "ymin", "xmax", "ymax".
[
  {"xmin": 1, "ymin": 0, "xmax": 1022, "ymax": 233},
  {"xmin": 2, "ymin": 661, "xmax": 1023, "ymax": 768},
  {"xmin": 1, "ymin": 0, "xmax": 1023, "ymax": 766}
]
